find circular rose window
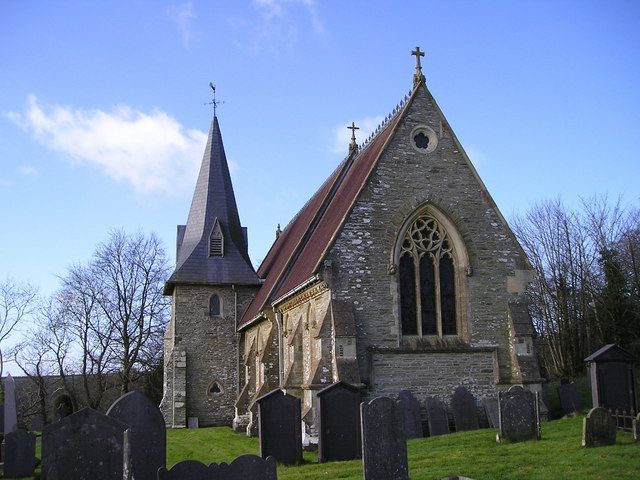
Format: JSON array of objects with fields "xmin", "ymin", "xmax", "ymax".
[{"xmin": 410, "ymin": 125, "xmax": 438, "ymax": 153}]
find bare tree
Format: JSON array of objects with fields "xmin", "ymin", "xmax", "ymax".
[
  {"xmin": 0, "ymin": 277, "xmax": 38, "ymax": 379},
  {"xmin": 92, "ymin": 230, "xmax": 170, "ymax": 393},
  {"xmin": 513, "ymin": 196, "xmax": 640, "ymax": 377}
]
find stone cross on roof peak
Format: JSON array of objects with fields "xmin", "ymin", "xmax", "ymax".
[
  {"xmin": 348, "ymin": 122, "xmax": 359, "ymax": 153},
  {"xmin": 411, "ymin": 46, "xmax": 426, "ymax": 87}
]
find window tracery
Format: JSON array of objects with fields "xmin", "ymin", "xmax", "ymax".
[{"xmin": 399, "ymin": 213, "xmax": 458, "ymax": 337}]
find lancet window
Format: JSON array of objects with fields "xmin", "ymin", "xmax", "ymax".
[{"xmin": 399, "ymin": 213, "xmax": 458, "ymax": 337}]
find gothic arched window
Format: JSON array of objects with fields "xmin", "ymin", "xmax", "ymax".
[
  {"xmin": 399, "ymin": 213, "xmax": 459, "ymax": 337},
  {"xmin": 210, "ymin": 294, "xmax": 222, "ymax": 316}
]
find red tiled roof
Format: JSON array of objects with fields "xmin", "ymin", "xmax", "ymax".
[{"xmin": 239, "ymin": 95, "xmax": 409, "ymax": 330}]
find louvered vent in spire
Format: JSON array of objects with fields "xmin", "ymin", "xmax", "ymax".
[{"xmin": 209, "ymin": 219, "xmax": 224, "ymax": 257}]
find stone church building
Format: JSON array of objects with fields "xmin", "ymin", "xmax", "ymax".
[{"xmin": 160, "ymin": 50, "xmax": 543, "ymax": 433}]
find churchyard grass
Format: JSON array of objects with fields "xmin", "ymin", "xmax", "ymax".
[{"xmin": 164, "ymin": 415, "xmax": 639, "ymax": 480}]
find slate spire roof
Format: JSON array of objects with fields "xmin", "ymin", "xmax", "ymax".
[{"xmin": 164, "ymin": 115, "xmax": 260, "ymax": 294}]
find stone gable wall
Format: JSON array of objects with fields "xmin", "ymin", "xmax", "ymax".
[{"xmin": 326, "ymin": 84, "xmax": 533, "ymax": 397}]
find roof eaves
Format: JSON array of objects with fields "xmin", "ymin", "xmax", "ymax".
[{"xmin": 309, "ymin": 87, "xmax": 417, "ymax": 275}]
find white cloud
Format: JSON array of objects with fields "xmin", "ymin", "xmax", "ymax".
[
  {"xmin": 8, "ymin": 96, "xmax": 207, "ymax": 195},
  {"xmin": 465, "ymin": 145, "xmax": 488, "ymax": 166},
  {"xmin": 330, "ymin": 116, "xmax": 385, "ymax": 155},
  {"xmin": 167, "ymin": 2, "xmax": 196, "ymax": 47},
  {"xmin": 19, "ymin": 165, "xmax": 39, "ymax": 176},
  {"xmin": 230, "ymin": 0, "xmax": 325, "ymax": 54}
]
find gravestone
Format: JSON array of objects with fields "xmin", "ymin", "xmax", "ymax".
[
  {"xmin": 257, "ymin": 389, "xmax": 302, "ymax": 465},
  {"xmin": 53, "ymin": 394, "xmax": 75, "ymax": 421},
  {"xmin": 3, "ymin": 374, "xmax": 18, "ymax": 433},
  {"xmin": 482, "ymin": 398, "xmax": 499, "ymax": 429},
  {"xmin": 585, "ymin": 344, "xmax": 637, "ymax": 412},
  {"xmin": 582, "ymin": 407, "xmax": 616, "ymax": 447},
  {"xmin": 188, "ymin": 416, "xmax": 199, "ymax": 429},
  {"xmin": 397, "ymin": 390, "xmax": 423, "ymax": 439},
  {"xmin": 425, "ymin": 397, "xmax": 450, "ymax": 436},
  {"xmin": 41, "ymin": 407, "xmax": 131, "ymax": 480},
  {"xmin": 497, "ymin": 386, "xmax": 540, "ymax": 443},
  {"xmin": 557, "ymin": 383, "xmax": 581, "ymax": 414},
  {"xmin": 317, "ymin": 381, "xmax": 361, "ymax": 462},
  {"xmin": 451, "ymin": 386, "xmax": 479, "ymax": 432},
  {"xmin": 633, "ymin": 412, "xmax": 640, "ymax": 441},
  {"xmin": 30, "ymin": 415, "xmax": 45, "ymax": 432},
  {"xmin": 107, "ymin": 390, "xmax": 166, "ymax": 480},
  {"xmin": 1, "ymin": 402, "xmax": 4, "ymax": 432},
  {"xmin": 157, "ymin": 455, "xmax": 277, "ymax": 480},
  {"xmin": 4, "ymin": 429, "xmax": 37, "ymax": 477},
  {"xmin": 361, "ymin": 396, "xmax": 408, "ymax": 480}
]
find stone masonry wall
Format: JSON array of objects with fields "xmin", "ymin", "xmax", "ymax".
[
  {"xmin": 327, "ymin": 83, "xmax": 533, "ymax": 397},
  {"xmin": 171, "ymin": 283, "xmax": 257, "ymax": 427},
  {"xmin": 368, "ymin": 349, "xmax": 497, "ymax": 402}
]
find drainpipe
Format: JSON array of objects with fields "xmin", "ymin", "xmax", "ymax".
[
  {"xmin": 233, "ymin": 284, "xmax": 240, "ymax": 397},
  {"xmin": 275, "ymin": 311, "xmax": 284, "ymax": 388}
]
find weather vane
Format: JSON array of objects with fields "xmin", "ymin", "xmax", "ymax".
[{"xmin": 206, "ymin": 82, "xmax": 225, "ymax": 116}]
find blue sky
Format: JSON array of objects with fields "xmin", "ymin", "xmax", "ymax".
[{"xmin": 1, "ymin": 1, "xmax": 639, "ymax": 335}]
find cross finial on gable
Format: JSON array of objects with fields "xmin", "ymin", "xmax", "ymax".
[
  {"xmin": 207, "ymin": 82, "xmax": 225, "ymax": 116},
  {"xmin": 348, "ymin": 122, "xmax": 359, "ymax": 153},
  {"xmin": 411, "ymin": 46, "xmax": 426, "ymax": 87}
]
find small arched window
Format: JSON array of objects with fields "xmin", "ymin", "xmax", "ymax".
[
  {"xmin": 210, "ymin": 294, "xmax": 222, "ymax": 316},
  {"xmin": 399, "ymin": 212, "xmax": 459, "ymax": 337}
]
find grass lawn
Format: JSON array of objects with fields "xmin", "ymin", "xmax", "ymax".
[{"xmin": 166, "ymin": 415, "xmax": 639, "ymax": 480}]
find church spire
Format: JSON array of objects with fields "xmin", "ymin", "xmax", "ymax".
[
  {"xmin": 164, "ymin": 110, "xmax": 260, "ymax": 293},
  {"xmin": 411, "ymin": 46, "xmax": 426, "ymax": 87}
]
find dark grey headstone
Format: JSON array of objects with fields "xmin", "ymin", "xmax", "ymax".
[
  {"xmin": 361, "ymin": 396, "xmax": 408, "ymax": 480},
  {"xmin": 482, "ymin": 398, "xmax": 499, "ymax": 429},
  {"xmin": 4, "ymin": 429, "xmax": 37, "ymax": 477},
  {"xmin": 497, "ymin": 386, "xmax": 540, "ymax": 443},
  {"xmin": 397, "ymin": 390, "xmax": 423, "ymax": 439},
  {"xmin": 53, "ymin": 394, "xmax": 75, "ymax": 421},
  {"xmin": 425, "ymin": 397, "xmax": 450, "ymax": 436},
  {"xmin": 41, "ymin": 407, "xmax": 131, "ymax": 480},
  {"xmin": 217, "ymin": 454, "xmax": 277, "ymax": 480},
  {"xmin": 582, "ymin": 407, "xmax": 616, "ymax": 447},
  {"xmin": 158, "ymin": 455, "xmax": 277, "ymax": 480},
  {"xmin": 317, "ymin": 382, "xmax": 361, "ymax": 462},
  {"xmin": 451, "ymin": 386, "xmax": 479, "ymax": 432},
  {"xmin": 107, "ymin": 390, "xmax": 166, "ymax": 480},
  {"xmin": 188, "ymin": 416, "xmax": 199, "ymax": 429},
  {"xmin": 558, "ymin": 383, "xmax": 581, "ymax": 414},
  {"xmin": 0, "ymin": 402, "xmax": 4, "ymax": 433},
  {"xmin": 3, "ymin": 374, "xmax": 17, "ymax": 433},
  {"xmin": 158, "ymin": 460, "xmax": 214, "ymax": 480},
  {"xmin": 257, "ymin": 389, "xmax": 302, "ymax": 465}
]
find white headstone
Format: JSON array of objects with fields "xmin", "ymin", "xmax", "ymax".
[{"xmin": 3, "ymin": 374, "xmax": 17, "ymax": 433}]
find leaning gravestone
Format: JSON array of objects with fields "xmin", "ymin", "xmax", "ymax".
[
  {"xmin": 451, "ymin": 386, "xmax": 479, "ymax": 432},
  {"xmin": 3, "ymin": 374, "xmax": 18, "ymax": 434},
  {"xmin": 361, "ymin": 396, "xmax": 408, "ymax": 480},
  {"xmin": 497, "ymin": 386, "xmax": 540, "ymax": 443},
  {"xmin": 317, "ymin": 381, "xmax": 361, "ymax": 462},
  {"xmin": 558, "ymin": 383, "xmax": 581, "ymax": 414},
  {"xmin": 257, "ymin": 389, "xmax": 302, "ymax": 465},
  {"xmin": 107, "ymin": 390, "xmax": 166, "ymax": 480},
  {"xmin": 397, "ymin": 390, "xmax": 423, "ymax": 439},
  {"xmin": 425, "ymin": 397, "xmax": 450, "ymax": 436},
  {"xmin": 158, "ymin": 454, "xmax": 277, "ymax": 480},
  {"xmin": 41, "ymin": 407, "xmax": 131, "ymax": 480},
  {"xmin": 582, "ymin": 407, "xmax": 616, "ymax": 447},
  {"xmin": 4, "ymin": 429, "xmax": 37, "ymax": 477},
  {"xmin": 482, "ymin": 398, "xmax": 499, "ymax": 429}
]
